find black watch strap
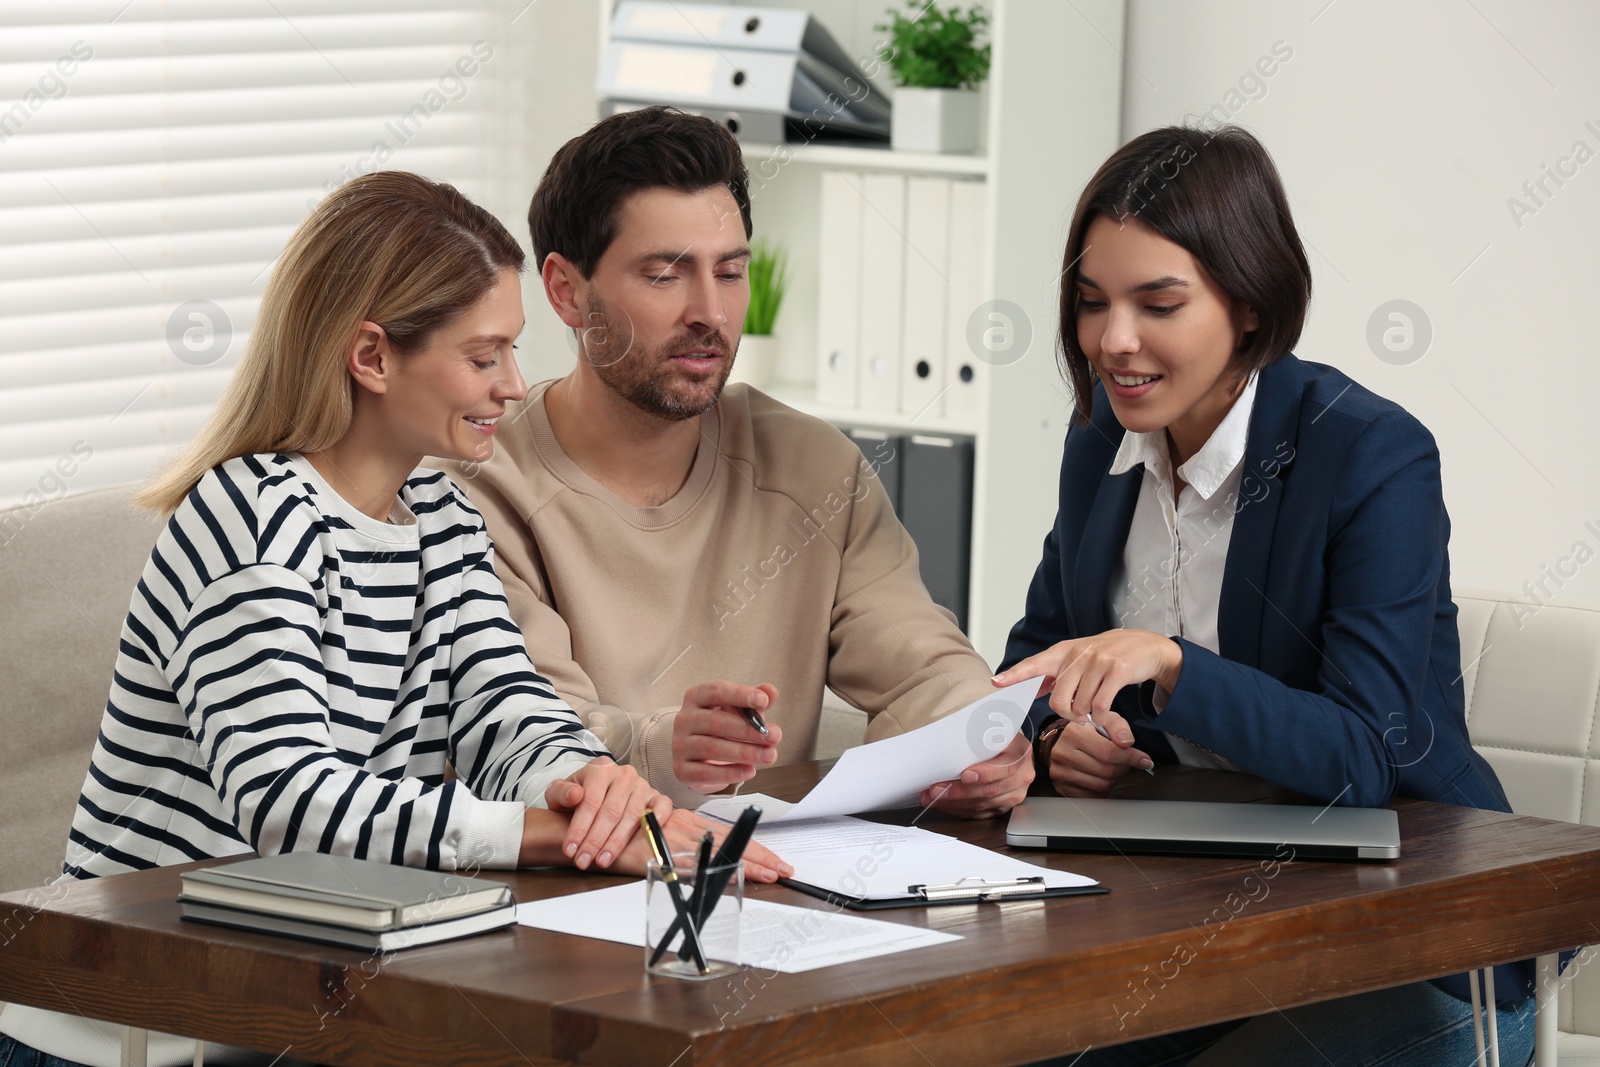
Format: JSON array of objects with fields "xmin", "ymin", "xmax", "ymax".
[{"xmin": 1034, "ymin": 717, "xmax": 1067, "ymax": 783}]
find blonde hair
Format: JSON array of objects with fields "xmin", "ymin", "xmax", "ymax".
[{"xmin": 137, "ymin": 171, "xmax": 525, "ymax": 513}]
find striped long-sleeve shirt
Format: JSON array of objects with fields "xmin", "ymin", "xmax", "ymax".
[{"xmin": 63, "ymin": 452, "xmax": 606, "ymax": 879}]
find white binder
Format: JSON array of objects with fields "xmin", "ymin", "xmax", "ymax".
[
  {"xmin": 857, "ymin": 173, "xmax": 907, "ymax": 413},
  {"xmin": 614, "ymin": 1, "xmax": 807, "ymax": 48},
  {"xmin": 601, "ymin": 3, "xmax": 890, "ymax": 142},
  {"xmin": 614, "ymin": 2, "xmax": 851, "ymax": 65},
  {"xmin": 898, "ymin": 177, "xmax": 951, "ymax": 419},
  {"xmin": 943, "ymin": 179, "xmax": 987, "ymax": 420},
  {"xmin": 603, "ymin": 42, "xmax": 796, "ymax": 114},
  {"xmin": 817, "ymin": 171, "xmax": 864, "ymax": 407}
]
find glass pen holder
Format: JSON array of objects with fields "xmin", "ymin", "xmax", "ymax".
[{"xmin": 645, "ymin": 853, "xmax": 742, "ymax": 980}]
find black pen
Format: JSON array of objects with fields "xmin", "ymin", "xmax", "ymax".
[
  {"xmin": 700, "ymin": 804, "xmax": 763, "ymax": 917},
  {"xmin": 677, "ymin": 829, "xmax": 716, "ymax": 963},
  {"xmin": 709, "ymin": 804, "xmax": 762, "ymax": 873},
  {"xmin": 642, "ymin": 812, "xmax": 708, "ymax": 973},
  {"xmin": 650, "ymin": 805, "xmax": 763, "ymax": 967},
  {"xmin": 739, "ymin": 705, "xmax": 769, "ymax": 736}
]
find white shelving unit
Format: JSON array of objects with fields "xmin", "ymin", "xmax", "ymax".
[
  {"xmin": 741, "ymin": 140, "xmax": 990, "ymax": 177},
  {"xmin": 762, "ymin": 382, "xmax": 979, "ymax": 436},
  {"xmin": 597, "ymin": 0, "xmax": 1126, "ymax": 662}
]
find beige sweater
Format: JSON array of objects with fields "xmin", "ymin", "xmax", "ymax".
[{"xmin": 447, "ymin": 382, "xmax": 994, "ymax": 804}]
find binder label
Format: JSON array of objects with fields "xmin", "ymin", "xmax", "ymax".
[{"xmin": 616, "ymin": 46, "xmax": 718, "ymax": 95}]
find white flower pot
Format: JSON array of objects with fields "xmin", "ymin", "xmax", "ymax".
[
  {"xmin": 729, "ymin": 334, "xmax": 780, "ymax": 390},
  {"xmin": 891, "ymin": 87, "xmax": 982, "ymax": 154}
]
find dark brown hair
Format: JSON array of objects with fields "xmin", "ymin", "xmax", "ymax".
[
  {"xmin": 529, "ymin": 106, "xmax": 753, "ymax": 277},
  {"xmin": 1058, "ymin": 124, "xmax": 1312, "ymax": 422}
]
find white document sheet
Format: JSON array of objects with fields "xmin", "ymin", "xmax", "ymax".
[
  {"xmin": 698, "ymin": 676, "xmax": 1044, "ymax": 824},
  {"xmin": 751, "ymin": 817, "xmax": 1098, "ymax": 901},
  {"xmin": 515, "ymin": 882, "xmax": 961, "ymax": 973}
]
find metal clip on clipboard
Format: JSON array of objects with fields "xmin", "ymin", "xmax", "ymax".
[{"xmin": 909, "ymin": 876, "xmax": 1047, "ymax": 903}]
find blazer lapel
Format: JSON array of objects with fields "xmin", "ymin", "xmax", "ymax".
[{"xmin": 1219, "ymin": 358, "xmax": 1303, "ymax": 663}]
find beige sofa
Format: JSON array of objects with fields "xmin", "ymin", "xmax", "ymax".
[
  {"xmin": 2, "ymin": 488, "xmax": 1596, "ymax": 1061},
  {"xmin": 0, "ymin": 486, "xmax": 161, "ymax": 892}
]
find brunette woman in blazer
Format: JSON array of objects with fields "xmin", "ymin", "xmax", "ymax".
[{"xmin": 998, "ymin": 126, "xmax": 1534, "ymax": 1067}]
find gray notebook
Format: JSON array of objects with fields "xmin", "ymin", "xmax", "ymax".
[
  {"xmin": 1006, "ymin": 798, "xmax": 1401, "ymax": 861},
  {"xmin": 179, "ymin": 851, "xmax": 513, "ymax": 930},
  {"xmin": 180, "ymin": 899, "xmax": 515, "ymax": 951}
]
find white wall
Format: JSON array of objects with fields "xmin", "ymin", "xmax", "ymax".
[
  {"xmin": 1123, "ymin": 0, "xmax": 1600, "ymax": 607},
  {"xmin": 506, "ymin": 0, "xmax": 608, "ymax": 387}
]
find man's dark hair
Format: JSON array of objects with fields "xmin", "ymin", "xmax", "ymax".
[
  {"xmin": 529, "ymin": 106, "xmax": 753, "ymax": 278},
  {"xmin": 1058, "ymin": 124, "xmax": 1312, "ymax": 423}
]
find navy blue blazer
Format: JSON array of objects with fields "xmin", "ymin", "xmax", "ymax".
[
  {"xmin": 1002, "ymin": 354, "xmax": 1510, "ymax": 813},
  {"xmin": 1002, "ymin": 355, "xmax": 1529, "ymax": 1001}
]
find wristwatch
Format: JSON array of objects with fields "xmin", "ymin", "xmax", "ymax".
[{"xmin": 1034, "ymin": 717, "xmax": 1068, "ymax": 785}]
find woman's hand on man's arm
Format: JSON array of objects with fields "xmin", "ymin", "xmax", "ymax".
[
  {"xmin": 520, "ymin": 756, "xmax": 793, "ymax": 882},
  {"xmin": 543, "ymin": 757, "xmax": 668, "ymax": 870}
]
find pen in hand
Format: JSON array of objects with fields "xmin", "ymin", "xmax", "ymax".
[
  {"xmin": 730, "ymin": 706, "xmax": 770, "ymax": 797},
  {"xmin": 1087, "ymin": 713, "xmax": 1155, "ymax": 776},
  {"xmin": 739, "ymin": 705, "xmax": 768, "ymax": 736}
]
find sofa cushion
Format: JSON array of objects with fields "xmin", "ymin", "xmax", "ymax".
[{"xmin": 0, "ymin": 486, "xmax": 162, "ymax": 892}]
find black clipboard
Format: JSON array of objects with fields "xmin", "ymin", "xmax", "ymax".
[{"xmin": 778, "ymin": 874, "xmax": 1109, "ymax": 911}]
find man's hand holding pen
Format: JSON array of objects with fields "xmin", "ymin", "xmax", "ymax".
[{"xmin": 673, "ymin": 680, "xmax": 783, "ymax": 793}]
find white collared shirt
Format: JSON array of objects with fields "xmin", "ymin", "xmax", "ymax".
[{"xmin": 1106, "ymin": 374, "xmax": 1259, "ymax": 770}]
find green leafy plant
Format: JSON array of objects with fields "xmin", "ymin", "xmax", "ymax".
[
  {"xmin": 874, "ymin": 2, "xmax": 991, "ymax": 90},
  {"xmin": 743, "ymin": 238, "xmax": 790, "ymax": 336}
]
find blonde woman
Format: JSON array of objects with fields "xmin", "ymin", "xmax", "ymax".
[{"xmin": 0, "ymin": 172, "xmax": 788, "ymax": 1067}]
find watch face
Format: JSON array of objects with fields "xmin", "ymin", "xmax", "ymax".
[{"xmin": 1035, "ymin": 721, "xmax": 1065, "ymax": 772}]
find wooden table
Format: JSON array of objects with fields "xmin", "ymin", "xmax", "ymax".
[{"xmin": 2, "ymin": 764, "xmax": 1598, "ymax": 1067}]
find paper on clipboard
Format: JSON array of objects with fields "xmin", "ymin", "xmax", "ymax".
[
  {"xmin": 755, "ymin": 817, "xmax": 1098, "ymax": 904},
  {"xmin": 699, "ymin": 677, "xmax": 1044, "ymax": 823}
]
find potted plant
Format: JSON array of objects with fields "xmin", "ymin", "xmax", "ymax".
[
  {"xmin": 875, "ymin": 2, "xmax": 991, "ymax": 154},
  {"xmin": 731, "ymin": 237, "xmax": 790, "ymax": 389}
]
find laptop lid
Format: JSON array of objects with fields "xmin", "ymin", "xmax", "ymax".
[{"xmin": 1006, "ymin": 798, "xmax": 1400, "ymax": 861}]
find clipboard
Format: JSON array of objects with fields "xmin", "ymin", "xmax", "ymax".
[{"xmin": 779, "ymin": 874, "xmax": 1109, "ymax": 911}]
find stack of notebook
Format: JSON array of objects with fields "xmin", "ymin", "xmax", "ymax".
[{"xmin": 178, "ymin": 852, "xmax": 515, "ymax": 951}]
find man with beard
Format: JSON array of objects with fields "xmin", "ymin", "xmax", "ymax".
[{"xmin": 446, "ymin": 107, "xmax": 1031, "ymax": 816}]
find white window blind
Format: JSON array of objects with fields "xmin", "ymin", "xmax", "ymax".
[{"xmin": 0, "ymin": 0, "xmax": 500, "ymax": 509}]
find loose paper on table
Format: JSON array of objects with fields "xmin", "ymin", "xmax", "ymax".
[
  {"xmin": 699, "ymin": 676, "xmax": 1044, "ymax": 823},
  {"xmin": 516, "ymin": 883, "xmax": 962, "ymax": 973}
]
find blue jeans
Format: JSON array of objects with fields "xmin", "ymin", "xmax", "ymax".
[
  {"xmin": 1045, "ymin": 980, "xmax": 1537, "ymax": 1067},
  {"xmin": 0, "ymin": 1034, "xmax": 88, "ymax": 1067}
]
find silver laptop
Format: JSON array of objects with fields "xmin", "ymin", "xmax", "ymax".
[{"xmin": 1006, "ymin": 798, "xmax": 1401, "ymax": 861}]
